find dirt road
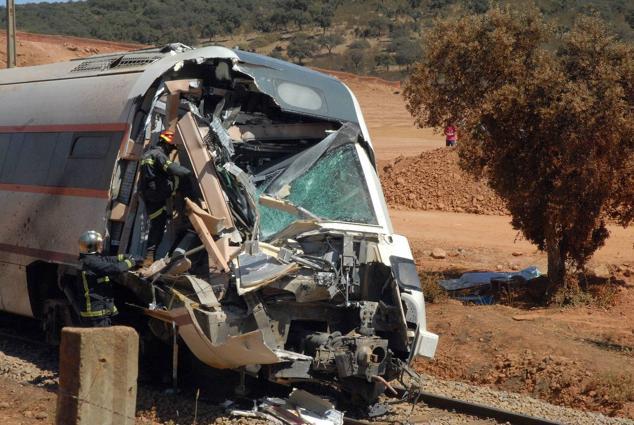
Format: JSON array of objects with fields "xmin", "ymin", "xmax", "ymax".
[{"xmin": 391, "ymin": 209, "xmax": 634, "ymax": 270}]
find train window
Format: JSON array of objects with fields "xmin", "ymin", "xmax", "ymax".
[
  {"xmin": 70, "ymin": 136, "xmax": 111, "ymax": 159},
  {"xmin": 0, "ymin": 134, "xmax": 10, "ymax": 178}
]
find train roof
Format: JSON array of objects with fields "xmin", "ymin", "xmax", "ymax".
[{"xmin": 0, "ymin": 44, "xmax": 358, "ymax": 126}]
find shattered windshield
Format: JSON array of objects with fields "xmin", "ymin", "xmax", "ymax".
[{"xmin": 258, "ymin": 143, "xmax": 378, "ymax": 239}]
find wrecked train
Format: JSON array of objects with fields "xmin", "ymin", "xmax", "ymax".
[{"xmin": 0, "ymin": 44, "xmax": 438, "ymax": 399}]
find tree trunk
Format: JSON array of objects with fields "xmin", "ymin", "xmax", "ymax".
[{"xmin": 545, "ymin": 222, "xmax": 566, "ymax": 287}]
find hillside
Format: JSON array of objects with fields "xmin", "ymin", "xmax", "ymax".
[{"xmin": 1, "ymin": 0, "xmax": 634, "ymax": 79}]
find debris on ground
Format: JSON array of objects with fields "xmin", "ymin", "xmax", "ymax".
[
  {"xmin": 438, "ymin": 266, "xmax": 542, "ymax": 304},
  {"xmin": 229, "ymin": 389, "xmax": 344, "ymax": 425}
]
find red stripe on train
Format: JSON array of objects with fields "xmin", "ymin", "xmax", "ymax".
[
  {"xmin": 0, "ymin": 123, "xmax": 129, "ymax": 133},
  {"xmin": 0, "ymin": 183, "xmax": 109, "ymax": 199},
  {"xmin": 0, "ymin": 243, "xmax": 77, "ymax": 264}
]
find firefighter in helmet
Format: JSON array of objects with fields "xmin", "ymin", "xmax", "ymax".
[
  {"xmin": 139, "ymin": 130, "xmax": 192, "ymax": 262},
  {"xmin": 77, "ymin": 230, "xmax": 136, "ymax": 327}
]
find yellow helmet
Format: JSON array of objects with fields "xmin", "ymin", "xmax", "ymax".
[{"xmin": 79, "ymin": 230, "xmax": 104, "ymax": 255}]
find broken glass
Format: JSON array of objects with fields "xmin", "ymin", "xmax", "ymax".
[{"xmin": 258, "ymin": 143, "xmax": 378, "ymax": 239}]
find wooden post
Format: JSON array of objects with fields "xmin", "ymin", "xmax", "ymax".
[{"xmin": 6, "ymin": 0, "xmax": 16, "ymax": 68}]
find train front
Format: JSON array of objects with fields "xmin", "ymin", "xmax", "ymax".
[{"xmin": 126, "ymin": 47, "xmax": 438, "ymax": 401}]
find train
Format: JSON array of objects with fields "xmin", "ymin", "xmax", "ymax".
[{"xmin": 0, "ymin": 43, "xmax": 437, "ymax": 401}]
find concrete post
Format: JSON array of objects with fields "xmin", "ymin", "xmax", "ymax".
[
  {"xmin": 56, "ymin": 326, "xmax": 139, "ymax": 425},
  {"xmin": 6, "ymin": 0, "xmax": 16, "ymax": 68}
]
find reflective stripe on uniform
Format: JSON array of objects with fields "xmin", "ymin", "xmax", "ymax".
[
  {"xmin": 141, "ymin": 158, "xmax": 155, "ymax": 166},
  {"xmin": 163, "ymin": 160, "xmax": 173, "ymax": 172},
  {"xmin": 124, "ymin": 259, "xmax": 133, "ymax": 268},
  {"xmin": 80, "ymin": 305, "xmax": 118, "ymax": 318},
  {"xmin": 96, "ymin": 276, "xmax": 110, "ymax": 284},
  {"xmin": 148, "ymin": 206, "xmax": 166, "ymax": 220},
  {"xmin": 81, "ymin": 271, "xmax": 92, "ymax": 314},
  {"xmin": 117, "ymin": 254, "xmax": 124, "ymax": 261}
]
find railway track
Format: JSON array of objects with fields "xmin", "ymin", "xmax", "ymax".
[
  {"xmin": 386, "ymin": 386, "xmax": 561, "ymax": 425},
  {"xmin": 0, "ymin": 313, "xmax": 597, "ymax": 425}
]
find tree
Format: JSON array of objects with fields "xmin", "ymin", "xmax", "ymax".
[
  {"xmin": 366, "ymin": 15, "xmax": 392, "ymax": 37},
  {"xmin": 201, "ymin": 21, "xmax": 218, "ymax": 42},
  {"xmin": 375, "ymin": 51, "xmax": 395, "ymax": 71},
  {"xmin": 318, "ymin": 33, "xmax": 344, "ymax": 55},
  {"xmin": 287, "ymin": 33, "xmax": 318, "ymax": 65},
  {"xmin": 403, "ymin": 7, "xmax": 634, "ymax": 289},
  {"xmin": 349, "ymin": 39, "xmax": 371, "ymax": 50},
  {"xmin": 390, "ymin": 37, "xmax": 422, "ymax": 69},
  {"xmin": 313, "ymin": 4, "xmax": 335, "ymax": 34},
  {"xmin": 346, "ymin": 47, "xmax": 367, "ymax": 72}
]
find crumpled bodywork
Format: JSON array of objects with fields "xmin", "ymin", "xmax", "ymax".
[{"xmin": 113, "ymin": 45, "xmax": 437, "ymax": 401}]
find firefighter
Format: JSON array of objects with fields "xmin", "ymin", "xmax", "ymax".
[
  {"xmin": 139, "ymin": 130, "xmax": 192, "ymax": 262},
  {"xmin": 77, "ymin": 230, "xmax": 136, "ymax": 327}
]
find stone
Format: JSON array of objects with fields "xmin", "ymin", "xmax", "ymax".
[
  {"xmin": 511, "ymin": 251, "xmax": 523, "ymax": 257},
  {"xmin": 592, "ymin": 264, "xmax": 611, "ymax": 279},
  {"xmin": 35, "ymin": 412, "xmax": 48, "ymax": 420},
  {"xmin": 430, "ymin": 248, "xmax": 447, "ymax": 259},
  {"xmin": 496, "ymin": 264, "xmax": 504, "ymax": 271},
  {"xmin": 56, "ymin": 326, "xmax": 139, "ymax": 425},
  {"xmin": 0, "ymin": 402, "xmax": 9, "ymax": 409}
]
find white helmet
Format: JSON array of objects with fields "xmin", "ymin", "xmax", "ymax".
[{"xmin": 79, "ymin": 230, "xmax": 104, "ymax": 255}]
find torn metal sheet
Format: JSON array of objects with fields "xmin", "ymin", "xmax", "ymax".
[
  {"xmin": 438, "ymin": 266, "xmax": 542, "ymax": 291},
  {"xmin": 235, "ymin": 251, "xmax": 298, "ymax": 295},
  {"xmin": 176, "ymin": 112, "xmax": 234, "ymax": 231},
  {"xmin": 186, "ymin": 200, "xmax": 230, "ymax": 273}
]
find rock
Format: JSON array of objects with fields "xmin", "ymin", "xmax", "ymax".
[
  {"xmin": 0, "ymin": 402, "xmax": 9, "ymax": 409},
  {"xmin": 512, "ymin": 251, "xmax": 523, "ymax": 257},
  {"xmin": 35, "ymin": 412, "xmax": 48, "ymax": 420},
  {"xmin": 23, "ymin": 410, "xmax": 33, "ymax": 418},
  {"xmin": 496, "ymin": 264, "xmax": 504, "ymax": 271},
  {"xmin": 431, "ymin": 248, "xmax": 447, "ymax": 259},
  {"xmin": 592, "ymin": 264, "xmax": 611, "ymax": 279}
]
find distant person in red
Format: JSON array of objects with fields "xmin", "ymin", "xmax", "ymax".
[{"xmin": 444, "ymin": 123, "xmax": 457, "ymax": 147}]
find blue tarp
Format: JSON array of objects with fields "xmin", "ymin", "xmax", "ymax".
[{"xmin": 438, "ymin": 266, "xmax": 542, "ymax": 292}]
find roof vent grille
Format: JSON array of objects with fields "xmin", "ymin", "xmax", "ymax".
[
  {"xmin": 111, "ymin": 55, "xmax": 164, "ymax": 69},
  {"xmin": 70, "ymin": 54, "xmax": 163, "ymax": 73},
  {"xmin": 70, "ymin": 58, "xmax": 118, "ymax": 73}
]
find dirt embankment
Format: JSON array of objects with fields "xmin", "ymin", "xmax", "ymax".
[
  {"xmin": 381, "ymin": 148, "xmax": 508, "ymax": 215},
  {"xmin": 0, "ymin": 31, "xmax": 144, "ymax": 68}
]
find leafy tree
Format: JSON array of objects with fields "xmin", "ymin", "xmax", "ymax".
[
  {"xmin": 313, "ymin": 3, "xmax": 335, "ymax": 34},
  {"xmin": 366, "ymin": 15, "xmax": 392, "ymax": 37},
  {"xmin": 403, "ymin": 7, "xmax": 634, "ymax": 289},
  {"xmin": 201, "ymin": 21, "xmax": 219, "ymax": 41},
  {"xmin": 346, "ymin": 47, "xmax": 368, "ymax": 72},
  {"xmin": 318, "ymin": 32, "xmax": 344, "ymax": 55},
  {"xmin": 349, "ymin": 39, "xmax": 371, "ymax": 49},
  {"xmin": 390, "ymin": 37, "xmax": 422, "ymax": 68},
  {"xmin": 287, "ymin": 33, "xmax": 318, "ymax": 65},
  {"xmin": 375, "ymin": 51, "xmax": 395, "ymax": 71}
]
